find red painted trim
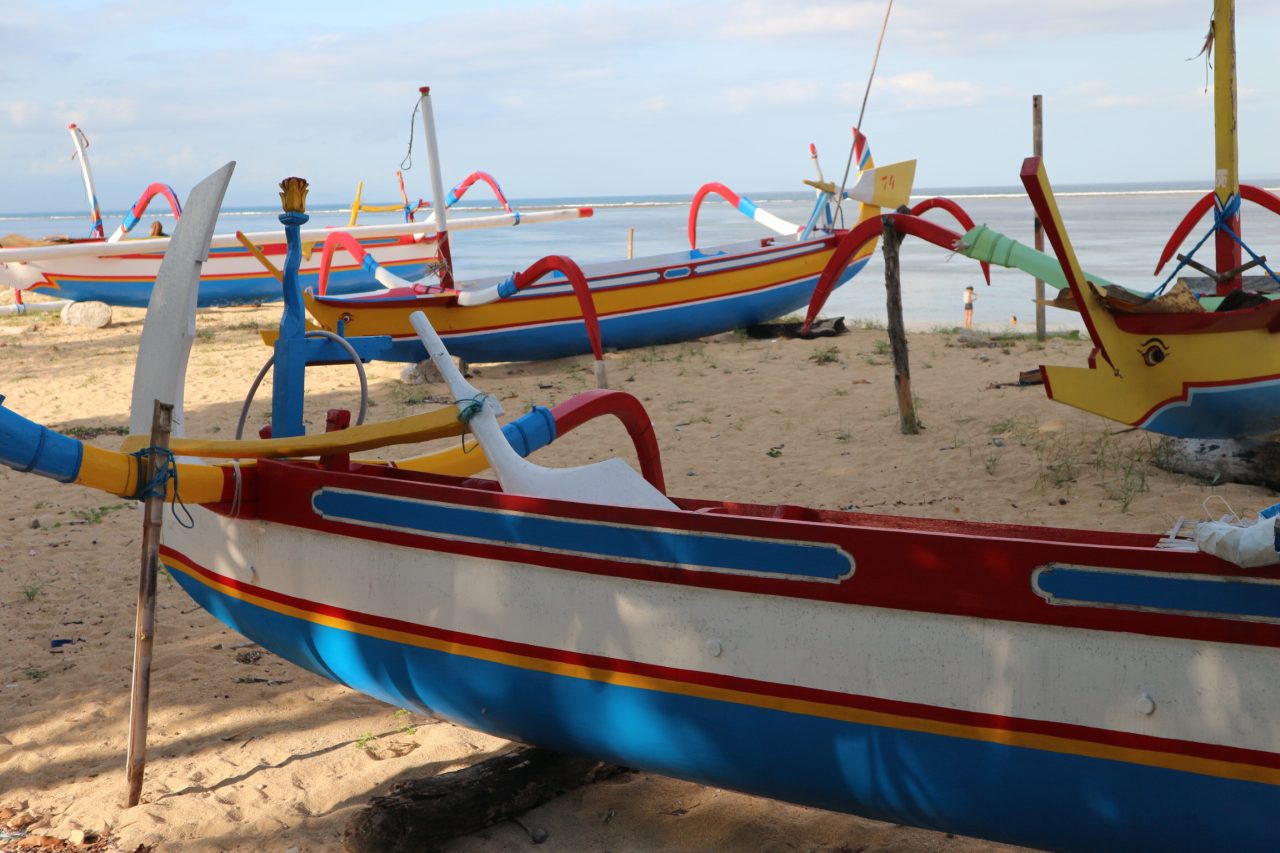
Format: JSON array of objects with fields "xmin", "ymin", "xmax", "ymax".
[
  {"xmin": 309, "ymin": 236, "xmax": 841, "ymax": 314},
  {"xmin": 1039, "ymin": 363, "xmax": 1055, "ymax": 400},
  {"xmin": 375, "ymin": 272, "xmax": 816, "ymax": 339},
  {"xmin": 1021, "ymin": 157, "xmax": 1114, "ymax": 370},
  {"xmin": 249, "ymin": 460, "xmax": 1280, "ymax": 650},
  {"xmin": 163, "ymin": 544, "xmax": 1280, "ymax": 773},
  {"xmin": 1111, "ymin": 298, "xmax": 1280, "ymax": 335},
  {"xmin": 1130, "ymin": 371, "xmax": 1280, "ymax": 427}
]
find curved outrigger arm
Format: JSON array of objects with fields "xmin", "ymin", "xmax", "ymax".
[
  {"xmin": 313, "ymin": 237, "xmax": 610, "ymax": 385},
  {"xmin": 687, "ymin": 182, "xmax": 801, "ymax": 248},
  {"xmin": 800, "ymin": 197, "xmax": 991, "ymax": 334},
  {"xmin": 1154, "ymin": 184, "xmax": 1280, "ymax": 277},
  {"xmin": 456, "ymin": 255, "xmax": 609, "ymax": 386},
  {"xmin": 351, "ymin": 171, "xmax": 516, "ymax": 226},
  {"xmin": 445, "ymin": 171, "xmax": 512, "ymax": 213},
  {"xmin": 107, "ymin": 183, "xmax": 183, "ymax": 242},
  {"xmin": 316, "ymin": 230, "xmax": 427, "ymax": 295}
]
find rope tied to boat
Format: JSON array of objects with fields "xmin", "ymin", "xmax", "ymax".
[
  {"xmin": 1153, "ymin": 194, "xmax": 1280, "ymax": 295},
  {"xmin": 454, "ymin": 394, "xmax": 488, "ymax": 454},
  {"xmin": 130, "ymin": 446, "xmax": 195, "ymax": 528}
]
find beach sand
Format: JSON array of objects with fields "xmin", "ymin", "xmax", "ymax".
[{"xmin": 0, "ymin": 302, "xmax": 1270, "ymax": 852}]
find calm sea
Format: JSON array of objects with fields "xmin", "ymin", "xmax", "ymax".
[{"xmin": 5, "ymin": 182, "xmax": 1280, "ymax": 332}]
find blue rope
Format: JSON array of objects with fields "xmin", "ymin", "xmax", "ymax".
[
  {"xmin": 1153, "ymin": 194, "xmax": 1280, "ymax": 295},
  {"xmin": 130, "ymin": 446, "xmax": 194, "ymax": 528}
]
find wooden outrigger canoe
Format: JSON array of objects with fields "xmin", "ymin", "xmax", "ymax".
[
  {"xmin": 802, "ymin": 0, "xmax": 1280, "ymax": 440},
  {"xmin": 1, "ymin": 158, "xmax": 1278, "ymax": 853},
  {"xmin": 293, "ymin": 88, "xmax": 934, "ymax": 366},
  {"xmin": 0, "ymin": 116, "xmax": 588, "ymax": 308}
]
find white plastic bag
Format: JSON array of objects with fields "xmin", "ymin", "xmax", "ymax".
[{"xmin": 1195, "ymin": 517, "xmax": 1280, "ymax": 567}]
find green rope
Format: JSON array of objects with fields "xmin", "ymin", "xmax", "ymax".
[{"xmin": 455, "ymin": 394, "xmax": 487, "ymax": 454}]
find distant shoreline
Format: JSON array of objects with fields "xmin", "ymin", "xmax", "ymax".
[{"xmin": 5, "ymin": 180, "xmax": 1280, "ymax": 221}]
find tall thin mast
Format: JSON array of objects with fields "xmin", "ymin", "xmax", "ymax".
[
  {"xmin": 1213, "ymin": 0, "xmax": 1240, "ymax": 294},
  {"xmin": 418, "ymin": 87, "xmax": 454, "ymax": 290}
]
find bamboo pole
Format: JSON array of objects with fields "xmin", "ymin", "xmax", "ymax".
[
  {"xmin": 882, "ymin": 219, "xmax": 918, "ymax": 434},
  {"xmin": 1033, "ymin": 95, "xmax": 1046, "ymax": 340},
  {"xmin": 125, "ymin": 400, "xmax": 174, "ymax": 808},
  {"xmin": 627, "ymin": 227, "xmax": 634, "ymax": 260}
]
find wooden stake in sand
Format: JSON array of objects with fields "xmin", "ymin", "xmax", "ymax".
[
  {"xmin": 1033, "ymin": 94, "xmax": 1046, "ymax": 340},
  {"xmin": 882, "ymin": 218, "xmax": 918, "ymax": 434},
  {"xmin": 125, "ymin": 399, "xmax": 174, "ymax": 808}
]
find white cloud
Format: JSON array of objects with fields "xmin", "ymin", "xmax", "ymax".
[
  {"xmin": 722, "ymin": 81, "xmax": 820, "ymax": 113},
  {"xmin": 870, "ymin": 71, "xmax": 982, "ymax": 111}
]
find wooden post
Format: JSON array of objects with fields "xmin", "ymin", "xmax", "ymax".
[
  {"xmin": 1033, "ymin": 94, "xmax": 1046, "ymax": 340},
  {"xmin": 125, "ymin": 400, "xmax": 174, "ymax": 808},
  {"xmin": 627, "ymin": 227, "xmax": 635, "ymax": 260},
  {"xmin": 882, "ymin": 218, "xmax": 918, "ymax": 434}
]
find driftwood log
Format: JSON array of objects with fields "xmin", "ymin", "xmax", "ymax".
[
  {"xmin": 1157, "ymin": 437, "xmax": 1280, "ymax": 492},
  {"xmin": 343, "ymin": 746, "xmax": 624, "ymax": 853}
]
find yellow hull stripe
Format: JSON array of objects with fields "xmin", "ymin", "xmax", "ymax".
[{"xmin": 307, "ymin": 247, "xmax": 843, "ymax": 338}]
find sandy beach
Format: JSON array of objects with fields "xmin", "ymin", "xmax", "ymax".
[{"xmin": 0, "ymin": 298, "xmax": 1270, "ymax": 852}]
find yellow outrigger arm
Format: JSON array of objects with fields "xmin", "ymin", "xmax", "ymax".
[{"xmin": 0, "ymin": 398, "xmax": 540, "ymax": 506}]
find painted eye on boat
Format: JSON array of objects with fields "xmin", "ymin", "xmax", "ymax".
[{"xmin": 1138, "ymin": 339, "xmax": 1168, "ymax": 367}]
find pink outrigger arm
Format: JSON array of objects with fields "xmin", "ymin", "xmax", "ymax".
[
  {"xmin": 108, "ymin": 183, "xmax": 183, "ymax": 242},
  {"xmin": 446, "ymin": 171, "xmax": 512, "ymax": 213}
]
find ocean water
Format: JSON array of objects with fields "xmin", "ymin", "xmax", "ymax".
[{"xmin": 6, "ymin": 182, "xmax": 1280, "ymax": 332}]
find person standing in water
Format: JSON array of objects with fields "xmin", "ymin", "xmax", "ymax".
[{"xmin": 963, "ymin": 286, "xmax": 977, "ymax": 329}]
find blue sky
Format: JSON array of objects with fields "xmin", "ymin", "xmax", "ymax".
[{"xmin": 3, "ymin": 0, "xmax": 1279, "ymax": 212}]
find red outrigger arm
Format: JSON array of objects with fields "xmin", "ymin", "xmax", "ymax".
[
  {"xmin": 1154, "ymin": 184, "xmax": 1280, "ymax": 275},
  {"xmin": 547, "ymin": 389, "xmax": 666, "ymax": 493},
  {"xmin": 906, "ymin": 197, "xmax": 992, "ymax": 285},
  {"xmin": 508, "ymin": 255, "xmax": 606, "ymax": 366},
  {"xmin": 800, "ymin": 200, "xmax": 989, "ymax": 334}
]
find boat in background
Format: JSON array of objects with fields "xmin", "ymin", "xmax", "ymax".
[
  {"xmin": 0, "ymin": 108, "xmax": 589, "ymax": 308},
  {"xmin": 1, "ymin": 160, "xmax": 1277, "ymax": 853},
  {"xmin": 806, "ymin": 0, "xmax": 1280, "ymax": 440},
  {"xmin": 291, "ymin": 87, "xmax": 949, "ymax": 368}
]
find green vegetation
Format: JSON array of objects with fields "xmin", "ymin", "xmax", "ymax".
[
  {"xmin": 71, "ymin": 502, "xmax": 131, "ymax": 524},
  {"xmin": 810, "ymin": 346, "xmax": 840, "ymax": 365}
]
